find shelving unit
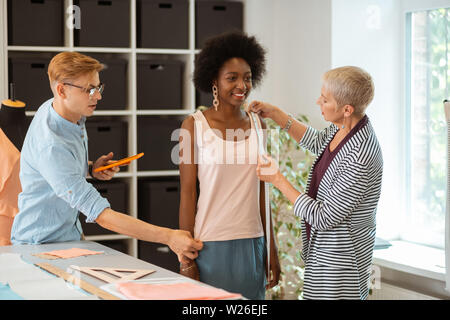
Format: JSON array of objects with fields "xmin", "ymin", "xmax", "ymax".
[{"xmin": 0, "ymin": 0, "xmax": 242, "ymax": 264}]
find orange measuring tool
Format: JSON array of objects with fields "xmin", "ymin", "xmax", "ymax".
[{"xmin": 93, "ymin": 152, "xmax": 144, "ymax": 173}]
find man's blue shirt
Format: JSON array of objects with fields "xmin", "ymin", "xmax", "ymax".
[{"xmin": 11, "ymin": 98, "xmax": 110, "ymax": 244}]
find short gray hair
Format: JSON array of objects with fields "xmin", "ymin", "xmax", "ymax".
[{"xmin": 322, "ymin": 66, "xmax": 374, "ymax": 116}]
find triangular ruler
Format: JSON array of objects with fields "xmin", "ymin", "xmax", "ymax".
[{"xmin": 70, "ymin": 265, "xmax": 155, "ymax": 284}]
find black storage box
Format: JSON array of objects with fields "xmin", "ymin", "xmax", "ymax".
[
  {"xmin": 80, "ymin": 181, "xmax": 128, "ymax": 235},
  {"xmin": 8, "ymin": 0, "xmax": 64, "ymax": 46},
  {"xmin": 137, "ymin": 59, "xmax": 183, "ymax": 109},
  {"xmin": 8, "ymin": 57, "xmax": 53, "ymax": 111},
  {"xmin": 86, "ymin": 120, "xmax": 128, "ymax": 162},
  {"xmin": 74, "ymin": 0, "xmax": 130, "ymax": 47},
  {"xmin": 195, "ymin": 0, "xmax": 243, "ymax": 49},
  {"xmin": 138, "ymin": 179, "xmax": 180, "ymax": 228},
  {"xmin": 137, "ymin": 0, "xmax": 189, "ymax": 49},
  {"xmin": 138, "ymin": 178, "xmax": 180, "ymax": 272},
  {"xmin": 138, "ymin": 241, "xmax": 179, "ymax": 272},
  {"xmin": 196, "ymin": 90, "xmax": 213, "ymax": 107},
  {"xmin": 137, "ymin": 116, "xmax": 183, "ymax": 171},
  {"xmin": 90, "ymin": 55, "xmax": 128, "ymax": 110}
]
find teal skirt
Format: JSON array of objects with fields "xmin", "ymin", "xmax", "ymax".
[{"xmin": 195, "ymin": 236, "xmax": 266, "ymax": 300}]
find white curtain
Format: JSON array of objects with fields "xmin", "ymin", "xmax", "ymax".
[{"xmin": 445, "ymin": 99, "xmax": 450, "ymax": 293}]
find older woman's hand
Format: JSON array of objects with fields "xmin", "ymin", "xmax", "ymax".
[
  {"xmin": 256, "ymin": 155, "xmax": 282, "ymax": 186},
  {"xmin": 258, "ymin": 155, "xmax": 301, "ymax": 205},
  {"xmin": 247, "ymin": 101, "xmax": 280, "ymax": 120}
]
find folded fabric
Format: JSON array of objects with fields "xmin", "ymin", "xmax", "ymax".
[
  {"xmin": 116, "ymin": 281, "xmax": 242, "ymax": 300},
  {"xmin": 39, "ymin": 248, "xmax": 103, "ymax": 259}
]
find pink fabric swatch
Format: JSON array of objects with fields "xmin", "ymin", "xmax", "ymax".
[
  {"xmin": 116, "ymin": 282, "xmax": 242, "ymax": 300},
  {"xmin": 40, "ymin": 248, "xmax": 103, "ymax": 259}
]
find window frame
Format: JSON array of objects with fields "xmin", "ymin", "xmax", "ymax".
[{"xmin": 402, "ymin": 1, "xmax": 449, "ymax": 249}]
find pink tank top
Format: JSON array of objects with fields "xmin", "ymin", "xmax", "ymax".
[{"xmin": 191, "ymin": 110, "xmax": 264, "ymax": 241}]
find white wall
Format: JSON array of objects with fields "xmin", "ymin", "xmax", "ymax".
[
  {"xmin": 331, "ymin": 0, "xmax": 405, "ymax": 239},
  {"xmin": 244, "ymin": 0, "xmax": 331, "ymax": 130},
  {"xmin": 331, "ymin": 0, "xmax": 450, "ymax": 240}
]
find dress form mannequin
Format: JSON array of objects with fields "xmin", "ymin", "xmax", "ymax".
[
  {"xmin": 0, "ymin": 84, "xmax": 28, "ymax": 151},
  {"xmin": 0, "ymin": 84, "xmax": 23, "ymax": 246}
]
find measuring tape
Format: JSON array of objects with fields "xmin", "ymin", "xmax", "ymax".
[{"xmin": 249, "ymin": 111, "xmax": 272, "ymax": 283}]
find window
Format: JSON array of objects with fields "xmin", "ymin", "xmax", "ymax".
[{"xmin": 405, "ymin": 7, "xmax": 449, "ymax": 249}]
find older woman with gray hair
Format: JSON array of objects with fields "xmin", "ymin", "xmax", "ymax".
[{"xmin": 249, "ymin": 66, "xmax": 383, "ymax": 300}]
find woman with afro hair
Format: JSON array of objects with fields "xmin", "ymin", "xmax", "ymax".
[{"xmin": 178, "ymin": 31, "xmax": 280, "ymax": 299}]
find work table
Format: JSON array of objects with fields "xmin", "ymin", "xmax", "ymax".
[{"xmin": 0, "ymin": 240, "xmax": 199, "ymax": 300}]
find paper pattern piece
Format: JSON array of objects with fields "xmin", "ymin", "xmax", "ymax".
[
  {"xmin": 39, "ymin": 248, "xmax": 103, "ymax": 259},
  {"xmin": 0, "ymin": 253, "xmax": 96, "ymax": 300},
  {"xmin": 32, "ymin": 253, "xmax": 60, "ymax": 260},
  {"xmin": 116, "ymin": 281, "xmax": 242, "ymax": 300}
]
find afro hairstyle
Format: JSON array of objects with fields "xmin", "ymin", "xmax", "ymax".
[{"xmin": 193, "ymin": 31, "xmax": 267, "ymax": 93}]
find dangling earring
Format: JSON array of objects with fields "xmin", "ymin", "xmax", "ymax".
[
  {"xmin": 212, "ymin": 85, "xmax": 219, "ymax": 111},
  {"xmin": 341, "ymin": 117, "xmax": 345, "ymax": 129}
]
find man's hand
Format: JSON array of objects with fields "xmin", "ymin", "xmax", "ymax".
[
  {"xmin": 92, "ymin": 152, "xmax": 120, "ymax": 180},
  {"xmin": 167, "ymin": 229, "xmax": 203, "ymax": 261}
]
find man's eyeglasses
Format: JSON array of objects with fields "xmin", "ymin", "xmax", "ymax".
[{"xmin": 63, "ymin": 82, "xmax": 105, "ymax": 98}]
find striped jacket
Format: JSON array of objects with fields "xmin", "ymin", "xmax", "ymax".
[{"xmin": 293, "ymin": 119, "xmax": 383, "ymax": 300}]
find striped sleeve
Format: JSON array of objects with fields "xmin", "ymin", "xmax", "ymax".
[
  {"xmin": 293, "ymin": 161, "xmax": 368, "ymax": 230},
  {"xmin": 299, "ymin": 125, "xmax": 336, "ymax": 155}
]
